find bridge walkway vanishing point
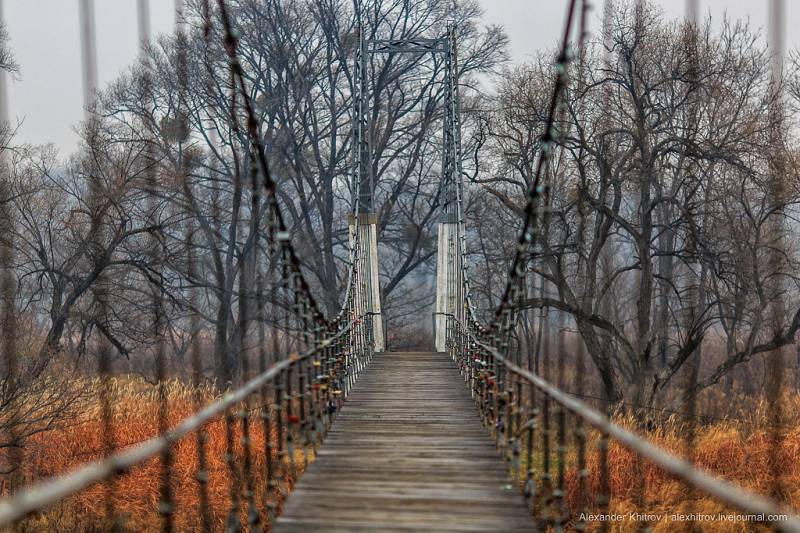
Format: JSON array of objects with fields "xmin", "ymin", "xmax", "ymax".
[{"xmin": 274, "ymin": 352, "xmax": 533, "ymax": 532}]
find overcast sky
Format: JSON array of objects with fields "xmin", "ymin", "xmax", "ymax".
[
  {"xmin": 2, "ymin": 0, "xmax": 799, "ymax": 155},
  {"xmin": 480, "ymin": 1, "xmax": 800, "ymax": 65}
]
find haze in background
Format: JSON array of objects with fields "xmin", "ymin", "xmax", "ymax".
[
  {"xmin": 2, "ymin": 0, "xmax": 799, "ymax": 155},
  {"xmin": 4, "ymin": 0, "xmax": 174, "ymax": 154}
]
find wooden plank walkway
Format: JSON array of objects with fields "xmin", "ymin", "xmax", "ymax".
[{"xmin": 274, "ymin": 352, "xmax": 533, "ymax": 532}]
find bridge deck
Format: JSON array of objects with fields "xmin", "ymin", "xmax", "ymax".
[{"xmin": 274, "ymin": 351, "xmax": 532, "ymax": 532}]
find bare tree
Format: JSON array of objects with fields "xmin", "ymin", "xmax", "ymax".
[{"xmin": 10, "ymin": 122, "xmax": 161, "ymax": 364}]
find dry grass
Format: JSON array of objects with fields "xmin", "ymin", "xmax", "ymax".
[
  {"xmin": 557, "ymin": 401, "xmax": 800, "ymax": 532},
  {"xmin": 13, "ymin": 377, "xmax": 309, "ymax": 532}
]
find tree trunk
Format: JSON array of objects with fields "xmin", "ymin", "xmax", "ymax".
[{"xmin": 214, "ymin": 290, "xmax": 232, "ymax": 387}]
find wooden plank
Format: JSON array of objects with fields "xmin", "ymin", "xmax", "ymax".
[{"xmin": 273, "ymin": 352, "xmax": 533, "ymax": 532}]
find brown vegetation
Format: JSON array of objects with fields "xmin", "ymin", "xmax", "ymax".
[
  {"xmin": 14, "ymin": 378, "xmax": 307, "ymax": 532},
  {"xmin": 561, "ymin": 400, "xmax": 800, "ymax": 532}
]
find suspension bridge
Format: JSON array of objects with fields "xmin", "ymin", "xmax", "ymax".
[{"xmin": 0, "ymin": 0, "xmax": 799, "ymax": 531}]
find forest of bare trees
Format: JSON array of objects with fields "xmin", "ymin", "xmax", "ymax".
[
  {"xmin": 1, "ymin": 0, "xmax": 800, "ymax": 476},
  {"xmin": 472, "ymin": 2, "xmax": 800, "ymax": 412}
]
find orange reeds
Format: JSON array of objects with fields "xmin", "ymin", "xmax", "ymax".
[{"xmin": 17, "ymin": 377, "xmax": 306, "ymax": 532}]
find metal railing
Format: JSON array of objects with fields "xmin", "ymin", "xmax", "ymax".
[
  {"xmin": 445, "ymin": 317, "xmax": 800, "ymax": 531},
  {"xmin": 0, "ymin": 0, "xmax": 380, "ymax": 529},
  {"xmin": 0, "ymin": 322, "xmax": 371, "ymax": 527},
  {"xmin": 439, "ymin": 0, "xmax": 800, "ymax": 530}
]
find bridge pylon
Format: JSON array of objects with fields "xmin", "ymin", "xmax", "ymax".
[
  {"xmin": 434, "ymin": 22, "xmax": 464, "ymax": 352},
  {"xmin": 351, "ymin": 3, "xmax": 384, "ymax": 353}
]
